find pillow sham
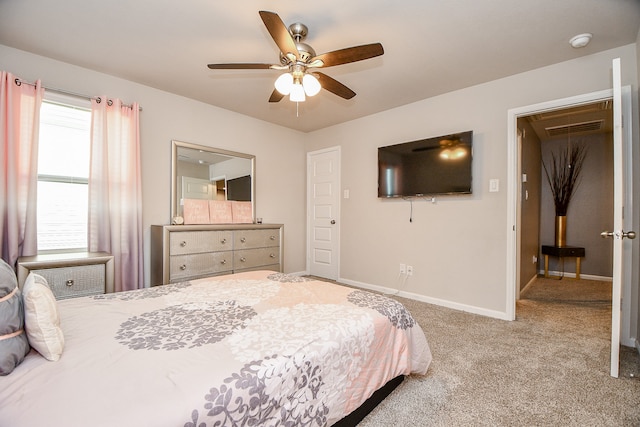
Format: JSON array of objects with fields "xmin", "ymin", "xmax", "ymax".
[
  {"xmin": 0, "ymin": 258, "xmax": 31, "ymax": 375},
  {"xmin": 22, "ymin": 273, "xmax": 64, "ymax": 361}
]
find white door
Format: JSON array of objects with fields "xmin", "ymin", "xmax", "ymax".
[
  {"xmin": 603, "ymin": 58, "xmax": 636, "ymax": 378},
  {"xmin": 307, "ymin": 147, "xmax": 340, "ymax": 279}
]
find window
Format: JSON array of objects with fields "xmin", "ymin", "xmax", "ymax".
[{"xmin": 36, "ymin": 94, "xmax": 91, "ymax": 252}]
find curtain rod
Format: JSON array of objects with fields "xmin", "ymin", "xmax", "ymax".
[{"xmin": 14, "ymin": 78, "xmax": 142, "ymax": 111}]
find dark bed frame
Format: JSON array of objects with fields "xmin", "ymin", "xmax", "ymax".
[{"xmin": 332, "ymin": 375, "xmax": 404, "ymax": 426}]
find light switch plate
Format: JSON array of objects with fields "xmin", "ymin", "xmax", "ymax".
[{"xmin": 489, "ymin": 179, "xmax": 499, "ymax": 192}]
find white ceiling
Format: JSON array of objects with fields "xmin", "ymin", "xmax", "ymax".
[{"xmin": 1, "ymin": 1, "xmax": 639, "ymax": 133}]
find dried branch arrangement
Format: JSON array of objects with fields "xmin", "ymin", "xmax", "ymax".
[{"xmin": 542, "ymin": 143, "xmax": 588, "ymax": 216}]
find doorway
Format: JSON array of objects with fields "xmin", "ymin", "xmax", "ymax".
[
  {"xmin": 506, "ymin": 86, "xmax": 634, "ymax": 346},
  {"xmin": 517, "ymin": 100, "xmax": 614, "ymax": 290}
]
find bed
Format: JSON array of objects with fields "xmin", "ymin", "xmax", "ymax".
[{"xmin": 0, "ymin": 270, "xmax": 432, "ymax": 426}]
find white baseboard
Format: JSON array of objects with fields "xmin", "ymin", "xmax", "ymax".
[
  {"xmin": 338, "ymin": 277, "xmax": 511, "ymax": 321},
  {"xmin": 518, "ymin": 275, "xmax": 538, "ymax": 298},
  {"xmin": 537, "ymin": 270, "xmax": 613, "ymax": 281}
]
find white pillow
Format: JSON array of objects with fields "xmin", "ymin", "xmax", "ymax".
[{"xmin": 22, "ymin": 273, "xmax": 64, "ymax": 361}]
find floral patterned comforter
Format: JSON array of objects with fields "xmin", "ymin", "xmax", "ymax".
[{"xmin": 0, "ymin": 271, "xmax": 432, "ymax": 427}]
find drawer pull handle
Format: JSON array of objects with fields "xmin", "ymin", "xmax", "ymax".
[
  {"xmin": 270, "ymin": 253, "xmax": 276, "ymax": 258},
  {"xmin": 240, "ymin": 237, "xmax": 246, "ymax": 243},
  {"xmin": 221, "ymin": 238, "xmax": 227, "ymax": 244},
  {"xmin": 180, "ymin": 241, "xmax": 187, "ymax": 247},
  {"xmin": 66, "ymin": 279, "xmax": 74, "ymax": 287},
  {"xmin": 221, "ymin": 259, "xmax": 227, "ymax": 265},
  {"xmin": 270, "ymin": 236, "xmax": 275, "ymax": 240},
  {"xmin": 180, "ymin": 264, "xmax": 187, "ymax": 270},
  {"xmin": 240, "ymin": 257, "xmax": 246, "ymax": 262}
]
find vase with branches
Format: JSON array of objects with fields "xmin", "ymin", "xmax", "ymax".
[{"xmin": 542, "ymin": 142, "xmax": 587, "ymax": 246}]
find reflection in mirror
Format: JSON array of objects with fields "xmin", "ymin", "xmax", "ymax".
[{"xmin": 171, "ymin": 140, "xmax": 255, "ymax": 223}]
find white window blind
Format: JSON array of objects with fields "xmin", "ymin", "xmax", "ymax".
[{"xmin": 37, "ymin": 96, "xmax": 91, "ymax": 252}]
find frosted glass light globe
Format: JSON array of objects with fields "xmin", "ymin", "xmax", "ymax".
[
  {"xmin": 290, "ymin": 82, "xmax": 306, "ymax": 102},
  {"xmin": 303, "ymin": 74, "xmax": 321, "ymax": 96},
  {"xmin": 274, "ymin": 73, "xmax": 293, "ymax": 95}
]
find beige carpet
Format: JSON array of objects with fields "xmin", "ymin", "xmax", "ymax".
[{"xmin": 351, "ymin": 277, "xmax": 640, "ymax": 426}]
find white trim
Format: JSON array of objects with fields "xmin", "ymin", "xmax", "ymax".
[
  {"xmin": 339, "ymin": 277, "xmax": 511, "ymax": 320},
  {"xmin": 519, "ymin": 275, "xmax": 538, "ymax": 297},
  {"xmin": 540, "ymin": 272, "xmax": 613, "ymax": 281}
]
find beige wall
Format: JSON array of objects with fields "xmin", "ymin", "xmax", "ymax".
[
  {"xmin": 0, "ymin": 44, "xmax": 309, "ymax": 285},
  {"xmin": 305, "ymin": 44, "xmax": 639, "ymax": 319},
  {"xmin": 540, "ymin": 133, "xmax": 614, "ymax": 277},
  {"xmin": 1, "ymin": 42, "xmax": 639, "ymax": 334}
]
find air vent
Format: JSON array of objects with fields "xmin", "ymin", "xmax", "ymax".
[
  {"xmin": 545, "ymin": 120, "xmax": 604, "ymax": 138},
  {"xmin": 531, "ymin": 100, "xmax": 611, "ymax": 122}
]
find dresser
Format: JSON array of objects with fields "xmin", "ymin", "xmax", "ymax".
[
  {"xmin": 150, "ymin": 224, "xmax": 283, "ymax": 286},
  {"xmin": 17, "ymin": 252, "xmax": 115, "ymax": 299}
]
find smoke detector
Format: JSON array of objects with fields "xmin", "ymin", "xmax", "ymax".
[{"xmin": 569, "ymin": 33, "xmax": 592, "ymax": 49}]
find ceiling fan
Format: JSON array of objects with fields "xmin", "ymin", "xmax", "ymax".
[{"xmin": 207, "ymin": 10, "xmax": 384, "ymax": 103}]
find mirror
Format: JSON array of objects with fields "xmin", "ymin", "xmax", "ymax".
[{"xmin": 171, "ymin": 140, "xmax": 255, "ymax": 223}]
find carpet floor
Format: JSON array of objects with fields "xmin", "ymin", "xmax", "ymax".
[{"xmin": 353, "ymin": 277, "xmax": 640, "ymax": 426}]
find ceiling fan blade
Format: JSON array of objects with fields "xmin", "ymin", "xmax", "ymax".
[
  {"xmin": 314, "ymin": 72, "xmax": 356, "ymax": 99},
  {"xmin": 208, "ymin": 63, "xmax": 274, "ymax": 70},
  {"xmin": 259, "ymin": 11, "xmax": 300, "ymax": 61},
  {"xmin": 269, "ymin": 89, "xmax": 285, "ymax": 103},
  {"xmin": 311, "ymin": 43, "xmax": 384, "ymax": 68}
]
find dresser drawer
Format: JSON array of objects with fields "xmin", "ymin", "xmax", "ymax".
[
  {"xmin": 169, "ymin": 230, "xmax": 233, "ymax": 255},
  {"xmin": 150, "ymin": 224, "xmax": 283, "ymax": 286},
  {"xmin": 32, "ymin": 264, "xmax": 106, "ymax": 300},
  {"xmin": 169, "ymin": 252, "xmax": 233, "ymax": 282},
  {"xmin": 234, "ymin": 247, "xmax": 280, "ymax": 271},
  {"xmin": 234, "ymin": 229, "xmax": 280, "ymax": 249}
]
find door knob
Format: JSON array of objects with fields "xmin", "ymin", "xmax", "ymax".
[
  {"xmin": 330, "ymin": 220, "xmax": 336, "ymax": 224},
  {"xmin": 601, "ymin": 230, "xmax": 637, "ymax": 239}
]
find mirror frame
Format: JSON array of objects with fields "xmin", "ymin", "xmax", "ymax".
[{"xmin": 171, "ymin": 140, "xmax": 256, "ymax": 223}]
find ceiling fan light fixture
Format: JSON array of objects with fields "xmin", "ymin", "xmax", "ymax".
[
  {"xmin": 303, "ymin": 74, "xmax": 321, "ymax": 96},
  {"xmin": 440, "ymin": 147, "xmax": 467, "ymax": 160},
  {"xmin": 274, "ymin": 73, "xmax": 293, "ymax": 95},
  {"xmin": 290, "ymin": 81, "xmax": 306, "ymax": 102}
]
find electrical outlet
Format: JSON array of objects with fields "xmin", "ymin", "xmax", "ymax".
[
  {"xmin": 407, "ymin": 265, "xmax": 413, "ymax": 276},
  {"xmin": 399, "ymin": 263, "xmax": 406, "ymax": 275}
]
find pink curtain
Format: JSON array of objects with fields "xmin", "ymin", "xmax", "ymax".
[
  {"xmin": 88, "ymin": 97, "xmax": 143, "ymax": 292},
  {"xmin": 0, "ymin": 72, "xmax": 43, "ymax": 268}
]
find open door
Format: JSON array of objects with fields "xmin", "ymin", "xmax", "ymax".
[{"xmin": 602, "ymin": 58, "xmax": 636, "ymax": 378}]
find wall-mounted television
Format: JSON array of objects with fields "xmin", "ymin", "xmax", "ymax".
[{"xmin": 378, "ymin": 131, "xmax": 473, "ymax": 198}]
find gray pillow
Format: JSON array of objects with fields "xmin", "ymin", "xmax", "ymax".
[{"xmin": 0, "ymin": 258, "xmax": 31, "ymax": 375}]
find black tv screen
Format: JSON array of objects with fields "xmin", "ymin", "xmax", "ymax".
[{"xmin": 378, "ymin": 131, "xmax": 472, "ymax": 198}]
